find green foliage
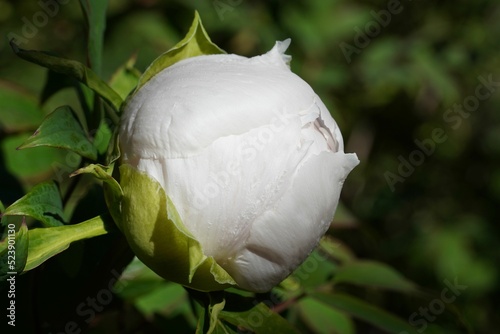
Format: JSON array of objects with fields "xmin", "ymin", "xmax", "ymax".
[
  {"xmin": 297, "ymin": 297, "xmax": 354, "ymax": 334},
  {"xmin": 219, "ymin": 301, "xmax": 300, "ymax": 334},
  {"xmin": 4, "ymin": 181, "xmax": 65, "ymax": 227},
  {"xmin": 0, "ymin": 82, "xmax": 43, "ymax": 132},
  {"xmin": 18, "ymin": 106, "xmax": 98, "ymax": 160},
  {"xmin": 332, "ymin": 260, "xmax": 417, "ymax": 293},
  {"xmin": 10, "ymin": 41, "xmax": 123, "ymax": 116},
  {"xmin": 21, "ymin": 214, "xmax": 112, "ymax": 272},
  {"xmin": 310, "ymin": 292, "xmax": 418, "ymax": 333},
  {"xmin": 79, "ymin": 0, "xmax": 108, "ymax": 75}
]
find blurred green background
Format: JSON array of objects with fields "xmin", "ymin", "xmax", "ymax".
[{"xmin": 0, "ymin": 0, "xmax": 499, "ymax": 333}]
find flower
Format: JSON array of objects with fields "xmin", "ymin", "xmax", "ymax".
[{"xmin": 118, "ymin": 39, "xmax": 359, "ymax": 292}]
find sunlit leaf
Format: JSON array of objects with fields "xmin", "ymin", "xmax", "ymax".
[
  {"xmin": 23, "ymin": 214, "xmax": 112, "ymax": 272},
  {"xmin": 18, "ymin": 106, "xmax": 98, "ymax": 160},
  {"xmin": 4, "ymin": 181, "xmax": 64, "ymax": 227}
]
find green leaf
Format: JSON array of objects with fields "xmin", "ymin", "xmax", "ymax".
[
  {"xmin": 291, "ymin": 250, "xmax": 336, "ymax": 289},
  {"xmin": 310, "ymin": 292, "xmax": 419, "ymax": 334},
  {"xmin": 333, "ymin": 260, "xmax": 417, "ymax": 293},
  {"xmin": 134, "ymin": 282, "xmax": 188, "ymax": 316},
  {"xmin": 136, "ymin": 11, "xmax": 225, "ymax": 92},
  {"xmin": 220, "ymin": 302, "xmax": 300, "ymax": 334},
  {"xmin": 93, "ymin": 118, "xmax": 113, "ymax": 155},
  {"xmin": 105, "ymin": 125, "xmax": 121, "ymax": 165},
  {"xmin": 23, "ymin": 214, "xmax": 112, "ymax": 272},
  {"xmin": 116, "ymin": 257, "xmax": 166, "ymax": 300},
  {"xmin": 71, "ymin": 164, "xmax": 123, "ymax": 228},
  {"xmin": 0, "ymin": 81, "xmax": 43, "ymax": 132},
  {"xmin": 0, "ymin": 221, "xmax": 29, "ymax": 280},
  {"xmin": 18, "ymin": 106, "xmax": 98, "ymax": 160},
  {"xmin": 297, "ymin": 297, "xmax": 354, "ymax": 334},
  {"xmin": 210, "ymin": 321, "xmax": 238, "ymax": 334},
  {"xmin": 193, "ymin": 291, "xmax": 228, "ymax": 334},
  {"xmin": 4, "ymin": 181, "xmax": 64, "ymax": 227},
  {"xmin": 331, "ymin": 202, "xmax": 359, "ymax": 228},
  {"xmin": 195, "ymin": 306, "xmax": 204, "ymax": 334},
  {"xmin": 79, "ymin": 0, "xmax": 108, "ymax": 75},
  {"xmin": 1, "ymin": 133, "xmax": 66, "ymax": 181},
  {"xmin": 109, "ymin": 55, "xmax": 142, "ymax": 100},
  {"xmin": 10, "ymin": 41, "xmax": 122, "ymax": 121},
  {"xmin": 319, "ymin": 236, "xmax": 356, "ymax": 264}
]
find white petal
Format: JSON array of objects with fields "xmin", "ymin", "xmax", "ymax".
[
  {"xmin": 226, "ymin": 151, "xmax": 359, "ymax": 292},
  {"xmin": 120, "ymin": 49, "xmax": 315, "ymax": 161}
]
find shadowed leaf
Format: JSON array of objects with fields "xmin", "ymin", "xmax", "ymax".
[
  {"xmin": 4, "ymin": 181, "xmax": 64, "ymax": 227},
  {"xmin": 310, "ymin": 292, "xmax": 419, "ymax": 334},
  {"xmin": 10, "ymin": 41, "xmax": 122, "ymax": 120},
  {"xmin": 79, "ymin": 0, "xmax": 108, "ymax": 75},
  {"xmin": 297, "ymin": 297, "xmax": 354, "ymax": 334},
  {"xmin": 333, "ymin": 260, "xmax": 417, "ymax": 293},
  {"xmin": 220, "ymin": 301, "xmax": 300, "ymax": 334}
]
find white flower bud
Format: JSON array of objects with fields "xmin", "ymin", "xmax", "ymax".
[{"xmin": 119, "ymin": 39, "xmax": 359, "ymax": 292}]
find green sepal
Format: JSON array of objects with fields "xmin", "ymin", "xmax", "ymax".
[
  {"xmin": 191, "ymin": 290, "xmax": 232, "ymax": 334},
  {"xmin": 119, "ymin": 164, "xmax": 236, "ymax": 291},
  {"xmin": 105, "ymin": 122, "xmax": 121, "ymax": 165},
  {"xmin": 135, "ymin": 11, "xmax": 225, "ymax": 92},
  {"xmin": 108, "ymin": 55, "xmax": 142, "ymax": 100},
  {"xmin": 71, "ymin": 164, "xmax": 123, "ymax": 230},
  {"xmin": 208, "ymin": 292, "xmax": 226, "ymax": 334},
  {"xmin": 3, "ymin": 181, "xmax": 65, "ymax": 227},
  {"xmin": 18, "ymin": 106, "xmax": 98, "ymax": 160}
]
